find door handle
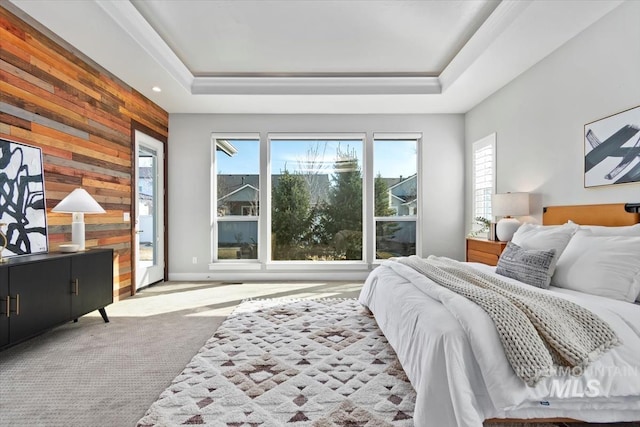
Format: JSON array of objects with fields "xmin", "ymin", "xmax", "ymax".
[
  {"xmin": 71, "ymin": 278, "xmax": 79, "ymax": 296},
  {"xmin": 1, "ymin": 296, "xmax": 8, "ymax": 317},
  {"xmin": 9, "ymin": 294, "xmax": 19, "ymax": 315}
]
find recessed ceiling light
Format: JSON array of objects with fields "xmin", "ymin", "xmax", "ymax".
[{"xmin": 152, "ymin": 86, "xmax": 162, "ymax": 92}]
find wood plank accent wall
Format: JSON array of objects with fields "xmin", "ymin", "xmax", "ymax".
[{"xmin": 0, "ymin": 6, "xmax": 169, "ymax": 299}]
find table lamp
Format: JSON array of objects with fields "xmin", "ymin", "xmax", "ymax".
[
  {"xmin": 492, "ymin": 192, "xmax": 529, "ymax": 241},
  {"xmin": 52, "ymin": 188, "xmax": 106, "ymax": 251}
]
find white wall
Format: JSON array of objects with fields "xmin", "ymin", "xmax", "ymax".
[
  {"xmin": 465, "ymin": 1, "xmax": 640, "ymax": 228},
  {"xmin": 168, "ymin": 114, "xmax": 464, "ymax": 280}
]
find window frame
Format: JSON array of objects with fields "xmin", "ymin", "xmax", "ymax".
[
  {"xmin": 210, "ymin": 132, "xmax": 422, "ymax": 270},
  {"xmin": 471, "ymin": 133, "xmax": 496, "ymax": 233},
  {"xmin": 211, "ymin": 133, "xmax": 261, "ymax": 264},
  {"xmin": 372, "ymin": 133, "xmax": 421, "ymax": 261},
  {"xmin": 266, "ymin": 133, "xmax": 367, "ymax": 265}
]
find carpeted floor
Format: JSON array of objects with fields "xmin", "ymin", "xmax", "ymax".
[{"xmin": 0, "ymin": 281, "xmax": 362, "ymax": 427}]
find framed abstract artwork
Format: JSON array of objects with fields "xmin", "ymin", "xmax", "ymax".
[
  {"xmin": 584, "ymin": 105, "xmax": 640, "ymax": 188},
  {"xmin": 0, "ymin": 138, "xmax": 48, "ymax": 257}
]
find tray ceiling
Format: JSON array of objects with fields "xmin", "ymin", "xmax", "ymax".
[
  {"xmin": 6, "ymin": 0, "xmax": 623, "ymax": 114},
  {"xmin": 131, "ymin": 0, "xmax": 498, "ymax": 76}
]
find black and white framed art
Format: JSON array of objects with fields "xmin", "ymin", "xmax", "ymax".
[{"xmin": 0, "ymin": 138, "xmax": 48, "ymax": 257}]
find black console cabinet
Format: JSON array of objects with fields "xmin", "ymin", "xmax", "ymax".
[{"xmin": 0, "ymin": 249, "xmax": 113, "ymax": 349}]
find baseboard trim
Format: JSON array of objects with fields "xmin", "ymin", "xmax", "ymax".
[{"xmin": 168, "ymin": 271, "xmax": 370, "ymax": 282}]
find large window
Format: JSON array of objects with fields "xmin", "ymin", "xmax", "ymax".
[
  {"xmin": 373, "ymin": 136, "xmax": 418, "ymax": 259},
  {"xmin": 214, "ymin": 137, "xmax": 259, "ymax": 260},
  {"xmin": 472, "ymin": 133, "xmax": 496, "ymax": 224},
  {"xmin": 270, "ymin": 137, "xmax": 364, "ymax": 261},
  {"xmin": 211, "ymin": 133, "xmax": 421, "ymax": 267}
]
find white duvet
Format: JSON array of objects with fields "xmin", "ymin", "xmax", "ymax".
[{"xmin": 358, "ymin": 260, "xmax": 640, "ymax": 427}]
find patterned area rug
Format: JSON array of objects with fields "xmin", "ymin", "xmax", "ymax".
[{"xmin": 137, "ymin": 298, "xmax": 416, "ymax": 426}]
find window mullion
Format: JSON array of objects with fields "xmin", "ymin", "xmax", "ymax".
[
  {"xmin": 261, "ymin": 132, "xmax": 270, "ymax": 263},
  {"xmin": 415, "ymin": 136, "xmax": 423, "ymax": 257},
  {"xmin": 211, "ymin": 138, "xmax": 217, "ymax": 262},
  {"xmin": 364, "ymin": 132, "xmax": 374, "ymax": 264}
]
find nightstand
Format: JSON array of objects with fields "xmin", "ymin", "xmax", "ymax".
[{"xmin": 466, "ymin": 238, "xmax": 507, "ymax": 266}]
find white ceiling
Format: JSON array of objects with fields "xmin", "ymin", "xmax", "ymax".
[
  {"xmin": 131, "ymin": 0, "xmax": 499, "ymax": 76},
  {"xmin": 7, "ymin": 0, "xmax": 623, "ymax": 114}
]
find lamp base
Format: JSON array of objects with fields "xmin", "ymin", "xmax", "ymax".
[
  {"xmin": 496, "ymin": 217, "xmax": 521, "ymax": 242},
  {"xmin": 60, "ymin": 244, "xmax": 81, "ymax": 253},
  {"xmin": 71, "ymin": 212, "xmax": 86, "ymax": 251}
]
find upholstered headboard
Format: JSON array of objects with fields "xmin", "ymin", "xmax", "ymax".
[{"xmin": 542, "ymin": 203, "xmax": 640, "ymax": 226}]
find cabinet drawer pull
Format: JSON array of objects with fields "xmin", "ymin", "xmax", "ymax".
[
  {"xmin": 10, "ymin": 294, "xmax": 19, "ymax": 315},
  {"xmin": 72, "ymin": 278, "xmax": 79, "ymax": 296}
]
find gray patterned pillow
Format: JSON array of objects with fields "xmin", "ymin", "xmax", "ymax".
[{"xmin": 496, "ymin": 242, "xmax": 556, "ymax": 289}]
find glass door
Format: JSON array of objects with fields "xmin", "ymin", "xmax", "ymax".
[{"xmin": 135, "ymin": 131, "xmax": 164, "ymax": 289}]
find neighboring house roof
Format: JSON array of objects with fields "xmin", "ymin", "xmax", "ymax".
[
  {"xmin": 216, "ymin": 173, "xmax": 417, "ymax": 211},
  {"xmin": 216, "ymin": 173, "xmax": 417, "ymax": 207},
  {"xmin": 389, "ymin": 194, "xmax": 417, "ymax": 208},
  {"xmin": 378, "ymin": 177, "xmax": 403, "ymax": 189},
  {"xmin": 388, "ymin": 174, "xmax": 417, "ymax": 192},
  {"xmin": 217, "ymin": 184, "xmax": 259, "ymax": 203},
  {"xmin": 218, "ymin": 175, "xmax": 259, "ymax": 190},
  {"xmin": 388, "ymin": 174, "xmax": 417, "ymax": 202},
  {"xmin": 217, "ymin": 174, "xmax": 331, "ymax": 204},
  {"xmin": 390, "ymin": 194, "xmax": 405, "ymax": 204}
]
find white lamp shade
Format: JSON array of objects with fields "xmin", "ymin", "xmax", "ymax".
[
  {"xmin": 52, "ymin": 188, "xmax": 105, "ymax": 251},
  {"xmin": 52, "ymin": 188, "xmax": 106, "ymax": 214},
  {"xmin": 492, "ymin": 192, "xmax": 529, "ymax": 217}
]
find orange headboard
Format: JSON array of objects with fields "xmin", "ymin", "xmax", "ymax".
[{"xmin": 542, "ymin": 203, "xmax": 640, "ymax": 226}]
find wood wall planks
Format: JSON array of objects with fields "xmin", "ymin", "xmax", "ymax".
[{"xmin": 0, "ymin": 6, "xmax": 169, "ymax": 299}]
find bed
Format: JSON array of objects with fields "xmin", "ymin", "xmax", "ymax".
[{"xmin": 358, "ymin": 203, "xmax": 640, "ymax": 427}]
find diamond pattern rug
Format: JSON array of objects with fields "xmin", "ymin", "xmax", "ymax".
[{"xmin": 137, "ymin": 298, "xmax": 416, "ymax": 426}]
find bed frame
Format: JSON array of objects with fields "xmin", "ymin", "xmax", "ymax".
[
  {"xmin": 543, "ymin": 202, "xmax": 640, "ymax": 226},
  {"xmin": 486, "ymin": 202, "xmax": 640, "ymax": 424}
]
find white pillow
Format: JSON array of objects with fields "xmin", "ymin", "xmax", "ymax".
[
  {"xmin": 566, "ymin": 223, "xmax": 640, "ymax": 301},
  {"xmin": 552, "ymin": 230, "xmax": 640, "ymax": 302},
  {"xmin": 511, "ymin": 222, "xmax": 579, "ymax": 275},
  {"xmin": 567, "ymin": 221, "xmax": 640, "ymax": 236}
]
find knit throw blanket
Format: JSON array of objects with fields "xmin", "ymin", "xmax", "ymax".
[{"xmin": 397, "ymin": 255, "xmax": 619, "ymax": 386}]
